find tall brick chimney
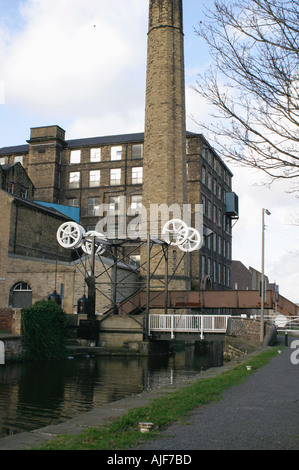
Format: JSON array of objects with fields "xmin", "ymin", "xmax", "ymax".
[
  {"xmin": 142, "ymin": 0, "xmax": 189, "ymax": 291},
  {"xmin": 143, "ymin": 0, "xmax": 187, "ymax": 210}
]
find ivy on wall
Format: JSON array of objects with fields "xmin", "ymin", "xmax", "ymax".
[{"xmin": 22, "ymin": 299, "xmax": 68, "ymax": 360}]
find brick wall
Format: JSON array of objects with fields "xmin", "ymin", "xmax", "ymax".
[
  {"xmin": 9, "ymin": 200, "xmax": 72, "ymax": 261},
  {"xmin": 0, "ymin": 308, "xmax": 13, "ymax": 331}
]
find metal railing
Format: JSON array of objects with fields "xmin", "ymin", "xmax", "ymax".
[{"xmin": 149, "ymin": 314, "xmax": 230, "ymax": 340}]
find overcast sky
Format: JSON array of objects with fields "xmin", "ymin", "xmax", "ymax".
[{"xmin": 0, "ymin": 0, "xmax": 298, "ymax": 304}]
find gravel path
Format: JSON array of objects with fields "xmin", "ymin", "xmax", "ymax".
[{"xmin": 134, "ymin": 346, "xmax": 299, "ymax": 450}]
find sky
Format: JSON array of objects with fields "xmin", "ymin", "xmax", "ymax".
[{"xmin": 0, "ymin": 0, "xmax": 298, "ymax": 304}]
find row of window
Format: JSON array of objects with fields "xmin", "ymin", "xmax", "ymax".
[
  {"xmin": 70, "ymin": 144, "xmax": 143, "ymax": 165},
  {"xmin": 202, "ymin": 232, "xmax": 231, "ymax": 259},
  {"xmin": 6, "ymin": 182, "xmax": 28, "ymax": 198},
  {"xmin": 201, "ymin": 148, "xmax": 231, "ymax": 185},
  {"xmin": 201, "ymin": 166, "xmax": 230, "ymax": 201},
  {"xmin": 85, "ymin": 195, "xmax": 143, "ymax": 217},
  {"xmin": 201, "ymin": 255, "xmax": 231, "ymax": 287},
  {"xmin": 202, "ymin": 195, "xmax": 231, "ymax": 233},
  {"xmin": 0, "ymin": 144, "xmax": 144, "ymax": 168},
  {"xmin": 69, "ymin": 167, "xmax": 143, "ymax": 188},
  {"xmin": 0, "ymin": 156, "xmax": 24, "ymax": 166}
]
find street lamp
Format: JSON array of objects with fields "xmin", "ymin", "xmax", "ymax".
[{"xmin": 260, "ymin": 208, "xmax": 271, "ymax": 343}]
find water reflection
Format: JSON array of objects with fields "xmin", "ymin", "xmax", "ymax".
[{"xmin": 0, "ymin": 343, "xmax": 222, "ymax": 438}]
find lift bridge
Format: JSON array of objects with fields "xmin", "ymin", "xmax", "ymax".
[{"xmin": 56, "ymin": 221, "xmax": 298, "ymax": 342}]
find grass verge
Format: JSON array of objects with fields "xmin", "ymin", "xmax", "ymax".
[{"xmin": 35, "ymin": 347, "xmax": 280, "ymax": 451}]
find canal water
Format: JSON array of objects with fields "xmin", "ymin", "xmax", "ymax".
[{"xmin": 0, "ymin": 344, "xmax": 222, "ymax": 438}]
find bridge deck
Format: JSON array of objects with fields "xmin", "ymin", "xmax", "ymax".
[
  {"xmin": 109, "ymin": 290, "xmax": 298, "ymax": 317},
  {"xmin": 149, "ymin": 314, "xmax": 229, "ymax": 339}
]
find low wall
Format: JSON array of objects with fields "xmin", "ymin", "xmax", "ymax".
[
  {"xmin": 0, "ymin": 336, "xmax": 25, "ymax": 363},
  {"xmin": 226, "ymin": 317, "xmax": 277, "ymax": 345},
  {"xmin": 98, "ymin": 314, "xmax": 145, "ymax": 350}
]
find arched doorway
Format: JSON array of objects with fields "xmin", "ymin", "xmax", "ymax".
[{"xmin": 9, "ymin": 282, "xmax": 32, "ymax": 309}]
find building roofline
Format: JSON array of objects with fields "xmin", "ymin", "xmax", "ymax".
[
  {"xmin": 0, "ymin": 129, "xmax": 232, "ymax": 175},
  {"xmin": 0, "ymin": 131, "xmax": 199, "ymax": 154},
  {"xmin": 12, "ymin": 195, "xmax": 72, "ymax": 220}
]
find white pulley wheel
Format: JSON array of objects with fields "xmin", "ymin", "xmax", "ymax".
[
  {"xmin": 82, "ymin": 231, "xmax": 106, "ymax": 256},
  {"xmin": 57, "ymin": 223, "xmax": 86, "ymax": 249},
  {"xmin": 178, "ymin": 227, "xmax": 201, "ymax": 252},
  {"xmin": 162, "ymin": 219, "xmax": 189, "ymax": 246}
]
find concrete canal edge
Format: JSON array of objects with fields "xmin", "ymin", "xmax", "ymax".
[
  {"xmin": 0, "ymin": 316, "xmax": 277, "ymax": 362},
  {"xmin": 0, "ymin": 339, "xmax": 278, "ymax": 451}
]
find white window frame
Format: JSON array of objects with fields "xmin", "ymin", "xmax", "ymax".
[
  {"xmin": 109, "ymin": 196, "xmax": 121, "ymax": 215},
  {"xmin": 6, "ymin": 182, "xmax": 14, "ymax": 194},
  {"xmin": 130, "ymin": 195, "xmax": 143, "ymax": 213},
  {"xmin": 14, "ymin": 156, "xmax": 23, "ymax": 165},
  {"xmin": 69, "ymin": 171, "xmax": 80, "ymax": 188},
  {"xmin": 110, "ymin": 168, "xmax": 121, "ymax": 186},
  {"xmin": 132, "ymin": 144, "xmax": 143, "ymax": 159},
  {"xmin": 111, "ymin": 146, "xmax": 122, "ymax": 161},
  {"xmin": 90, "ymin": 148, "xmax": 101, "ymax": 162},
  {"xmin": 89, "ymin": 170, "xmax": 101, "ymax": 187},
  {"xmin": 88, "ymin": 197, "xmax": 100, "ymax": 217},
  {"xmin": 70, "ymin": 150, "xmax": 81, "ymax": 164},
  {"xmin": 132, "ymin": 167, "xmax": 143, "ymax": 185},
  {"xmin": 68, "ymin": 198, "xmax": 79, "ymax": 207}
]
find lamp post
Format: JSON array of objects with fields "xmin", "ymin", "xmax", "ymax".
[{"xmin": 260, "ymin": 208, "xmax": 271, "ymax": 343}]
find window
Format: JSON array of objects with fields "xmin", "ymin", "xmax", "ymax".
[
  {"xmin": 109, "ymin": 196, "xmax": 121, "ymax": 215},
  {"xmin": 110, "ymin": 168, "xmax": 121, "ymax": 186},
  {"xmin": 132, "ymin": 144, "xmax": 143, "ymax": 159},
  {"xmin": 207, "ymin": 258, "xmax": 211, "ymax": 276},
  {"xmin": 90, "ymin": 148, "xmax": 101, "ymax": 162},
  {"xmin": 129, "ymin": 255, "xmax": 140, "ymax": 266},
  {"xmin": 20, "ymin": 186, "xmax": 28, "ymax": 199},
  {"xmin": 70, "ymin": 150, "xmax": 81, "ymax": 164},
  {"xmin": 201, "ymin": 195, "xmax": 206, "ymax": 215},
  {"xmin": 9, "ymin": 282, "xmax": 32, "ymax": 309},
  {"xmin": 89, "ymin": 170, "xmax": 101, "ymax": 187},
  {"xmin": 68, "ymin": 198, "xmax": 79, "ymax": 207},
  {"xmin": 69, "ymin": 172, "xmax": 80, "ymax": 189},
  {"xmin": 0, "ymin": 157, "xmax": 5, "ymax": 165},
  {"xmin": 111, "ymin": 146, "xmax": 122, "ymax": 161},
  {"xmin": 88, "ymin": 197, "xmax": 100, "ymax": 216},
  {"xmin": 207, "ymin": 200, "xmax": 211, "ymax": 219},
  {"xmin": 213, "ymin": 204, "xmax": 218, "ymax": 224},
  {"xmin": 14, "ymin": 156, "xmax": 23, "ymax": 165},
  {"xmin": 213, "ymin": 261, "xmax": 217, "ymax": 282},
  {"xmin": 201, "ymin": 166, "xmax": 206, "ymax": 184},
  {"xmin": 6, "ymin": 182, "xmax": 14, "ymax": 194},
  {"xmin": 130, "ymin": 195, "xmax": 143, "ymax": 213},
  {"xmin": 132, "ymin": 167, "xmax": 143, "ymax": 185},
  {"xmin": 201, "ymin": 255, "xmax": 206, "ymax": 277},
  {"xmin": 213, "ymin": 178, "xmax": 217, "ymax": 194}
]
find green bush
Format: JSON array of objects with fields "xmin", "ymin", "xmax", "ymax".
[{"xmin": 22, "ymin": 299, "xmax": 68, "ymax": 360}]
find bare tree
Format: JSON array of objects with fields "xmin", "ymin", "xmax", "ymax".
[{"xmin": 194, "ymin": 0, "xmax": 299, "ymax": 188}]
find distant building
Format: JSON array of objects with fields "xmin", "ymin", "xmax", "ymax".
[
  {"xmin": 0, "ymin": 127, "xmax": 238, "ymax": 292},
  {"xmin": 231, "ymin": 261, "xmax": 269, "ymax": 316}
]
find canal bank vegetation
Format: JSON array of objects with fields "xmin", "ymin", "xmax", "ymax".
[
  {"xmin": 22, "ymin": 300, "xmax": 68, "ymax": 361},
  {"xmin": 35, "ymin": 347, "xmax": 280, "ymax": 451}
]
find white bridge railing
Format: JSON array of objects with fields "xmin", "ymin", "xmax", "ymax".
[{"xmin": 149, "ymin": 314, "xmax": 230, "ymax": 340}]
